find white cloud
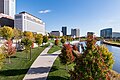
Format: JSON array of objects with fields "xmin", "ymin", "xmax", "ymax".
[{"xmin": 39, "ymin": 10, "xmax": 51, "ymax": 14}]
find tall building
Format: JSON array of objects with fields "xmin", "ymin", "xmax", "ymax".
[
  {"xmin": 100, "ymin": 28, "xmax": 112, "ymax": 38},
  {"xmin": 71, "ymin": 28, "xmax": 80, "ymax": 37},
  {"xmin": 0, "ymin": 0, "xmax": 16, "ymax": 19},
  {"xmin": 14, "ymin": 11, "xmax": 45, "ymax": 35},
  {"xmin": 62, "ymin": 27, "xmax": 67, "ymax": 36}
]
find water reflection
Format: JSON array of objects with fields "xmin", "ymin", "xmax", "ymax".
[{"xmin": 79, "ymin": 41, "xmax": 120, "ymax": 73}]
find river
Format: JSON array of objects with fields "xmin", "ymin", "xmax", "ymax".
[{"xmin": 79, "ymin": 41, "xmax": 120, "ymax": 73}]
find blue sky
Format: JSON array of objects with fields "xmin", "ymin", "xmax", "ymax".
[{"xmin": 17, "ymin": 0, "xmax": 120, "ymax": 36}]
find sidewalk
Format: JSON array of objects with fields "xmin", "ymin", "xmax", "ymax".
[{"xmin": 23, "ymin": 43, "xmax": 61, "ymax": 80}]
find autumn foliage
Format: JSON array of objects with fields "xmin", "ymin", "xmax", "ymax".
[
  {"xmin": 55, "ymin": 39, "xmax": 59, "ymax": 46},
  {"xmin": 4, "ymin": 40, "xmax": 16, "ymax": 63},
  {"xmin": 70, "ymin": 35, "xmax": 114, "ymax": 80},
  {"xmin": 59, "ymin": 44, "xmax": 75, "ymax": 65}
]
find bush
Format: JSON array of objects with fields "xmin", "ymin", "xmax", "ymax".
[
  {"xmin": 61, "ymin": 38, "xmax": 66, "ymax": 44},
  {"xmin": 72, "ymin": 45, "xmax": 78, "ymax": 51},
  {"xmin": 55, "ymin": 39, "xmax": 59, "ymax": 46},
  {"xmin": 59, "ymin": 44, "xmax": 75, "ymax": 65},
  {"xmin": 0, "ymin": 48, "xmax": 5, "ymax": 69},
  {"xmin": 70, "ymin": 35, "xmax": 114, "ymax": 80},
  {"xmin": 43, "ymin": 36, "xmax": 48, "ymax": 43},
  {"xmin": 35, "ymin": 34, "xmax": 43, "ymax": 47}
]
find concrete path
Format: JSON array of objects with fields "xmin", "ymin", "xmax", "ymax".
[{"xmin": 23, "ymin": 43, "xmax": 61, "ymax": 80}]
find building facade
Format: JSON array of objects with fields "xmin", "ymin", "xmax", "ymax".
[
  {"xmin": 62, "ymin": 27, "xmax": 67, "ymax": 36},
  {"xmin": 112, "ymin": 32, "xmax": 120, "ymax": 38},
  {"xmin": 14, "ymin": 12, "xmax": 45, "ymax": 35},
  {"xmin": 100, "ymin": 28, "xmax": 112, "ymax": 38},
  {"xmin": 0, "ymin": 0, "xmax": 16, "ymax": 19},
  {"xmin": 50, "ymin": 31, "xmax": 63, "ymax": 36},
  {"xmin": 71, "ymin": 28, "xmax": 80, "ymax": 37}
]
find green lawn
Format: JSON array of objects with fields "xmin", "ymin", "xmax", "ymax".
[
  {"xmin": 47, "ymin": 58, "xmax": 71, "ymax": 80},
  {"xmin": 47, "ymin": 45, "xmax": 61, "ymax": 54},
  {"xmin": 47, "ymin": 57, "xmax": 74, "ymax": 80},
  {"xmin": 0, "ymin": 44, "xmax": 49, "ymax": 80}
]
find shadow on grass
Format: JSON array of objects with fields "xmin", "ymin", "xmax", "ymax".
[
  {"xmin": 0, "ymin": 68, "xmax": 29, "ymax": 76},
  {"xmin": 25, "ymin": 76, "xmax": 69, "ymax": 80},
  {"xmin": 49, "ymin": 66, "xmax": 58, "ymax": 72}
]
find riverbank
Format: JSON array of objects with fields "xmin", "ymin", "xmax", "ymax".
[{"xmin": 103, "ymin": 40, "xmax": 120, "ymax": 47}]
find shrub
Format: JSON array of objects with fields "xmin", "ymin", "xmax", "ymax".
[
  {"xmin": 55, "ymin": 39, "xmax": 59, "ymax": 46},
  {"xmin": 35, "ymin": 34, "xmax": 43, "ymax": 47},
  {"xmin": 43, "ymin": 36, "xmax": 48, "ymax": 43},
  {"xmin": 0, "ymin": 48, "xmax": 5, "ymax": 69},
  {"xmin": 72, "ymin": 45, "xmax": 78, "ymax": 51},
  {"xmin": 70, "ymin": 35, "xmax": 114, "ymax": 80},
  {"xmin": 61, "ymin": 38, "xmax": 66, "ymax": 44},
  {"xmin": 59, "ymin": 44, "xmax": 75, "ymax": 65}
]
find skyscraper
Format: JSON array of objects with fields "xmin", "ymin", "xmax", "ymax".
[
  {"xmin": 62, "ymin": 27, "xmax": 67, "ymax": 36},
  {"xmin": 0, "ymin": 0, "xmax": 16, "ymax": 19},
  {"xmin": 71, "ymin": 28, "xmax": 80, "ymax": 37}
]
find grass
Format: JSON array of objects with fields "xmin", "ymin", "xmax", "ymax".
[
  {"xmin": 109, "ymin": 41, "xmax": 120, "ymax": 44},
  {"xmin": 47, "ymin": 58, "xmax": 73, "ymax": 80},
  {"xmin": 48, "ymin": 45, "xmax": 61, "ymax": 54},
  {"xmin": 0, "ymin": 43, "xmax": 49, "ymax": 80}
]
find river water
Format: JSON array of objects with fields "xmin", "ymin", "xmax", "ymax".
[{"xmin": 79, "ymin": 41, "xmax": 120, "ymax": 73}]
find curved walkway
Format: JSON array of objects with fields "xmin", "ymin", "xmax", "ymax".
[{"xmin": 23, "ymin": 43, "xmax": 61, "ymax": 80}]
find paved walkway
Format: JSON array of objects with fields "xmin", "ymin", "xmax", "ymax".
[{"xmin": 23, "ymin": 43, "xmax": 61, "ymax": 80}]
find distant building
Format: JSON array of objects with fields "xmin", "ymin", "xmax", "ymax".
[
  {"xmin": 62, "ymin": 27, "xmax": 67, "ymax": 36},
  {"xmin": 87, "ymin": 32, "xmax": 95, "ymax": 36},
  {"xmin": 50, "ymin": 31, "xmax": 63, "ymax": 36},
  {"xmin": 0, "ymin": 0, "xmax": 16, "ymax": 19},
  {"xmin": 71, "ymin": 28, "xmax": 80, "ymax": 37},
  {"xmin": 14, "ymin": 11, "xmax": 45, "ymax": 35},
  {"xmin": 100, "ymin": 28, "xmax": 112, "ymax": 38},
  {"xmin": 112, "ymin": 32, "xmax": 120, "ymax": 38}
]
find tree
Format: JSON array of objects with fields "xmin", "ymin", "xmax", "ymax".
[
  {"xmin": 35, "ymin": 34, "xmax": 43, "ymax": 47},
  {"xmin": 24, "ymin": 31, "xmax": 34, "ymax": 40},
  {"xmin": 21, "ymin": 38, "xmax": 32, "ymax": 59},
  {"xmin": 4, "ymin": 40, "xmax": 16, "ymax": 63},
  {"xmin": 43, "ymin": 36, "xmax": 48, "ymax": 43},
  {"xmin": 13, "ymin": 28, "xmax": 21, "ymax": 50},
  {"xmin": 61, "ymin": 37, "xmax": 66, "ymax": 44},
  {"xmin": 0, "ymin": 26, "xmax": 14, "ymax": 40}
]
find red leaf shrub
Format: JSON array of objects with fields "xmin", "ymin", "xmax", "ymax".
[
  {"xmin": 59, "ymin": 44, "xmax": 75, "ymax": 65},
  {"xmin": 55, "ymin": 39, "xmax": 59, "ymax": 46},
  {"xmin": 72, "ymin": 45, "xmax": 78, "ymax": 51}
]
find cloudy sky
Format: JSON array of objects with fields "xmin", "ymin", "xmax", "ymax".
[{"xmin": 17, "ymin": 0, "xmax": 120, "ymax": 36}]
